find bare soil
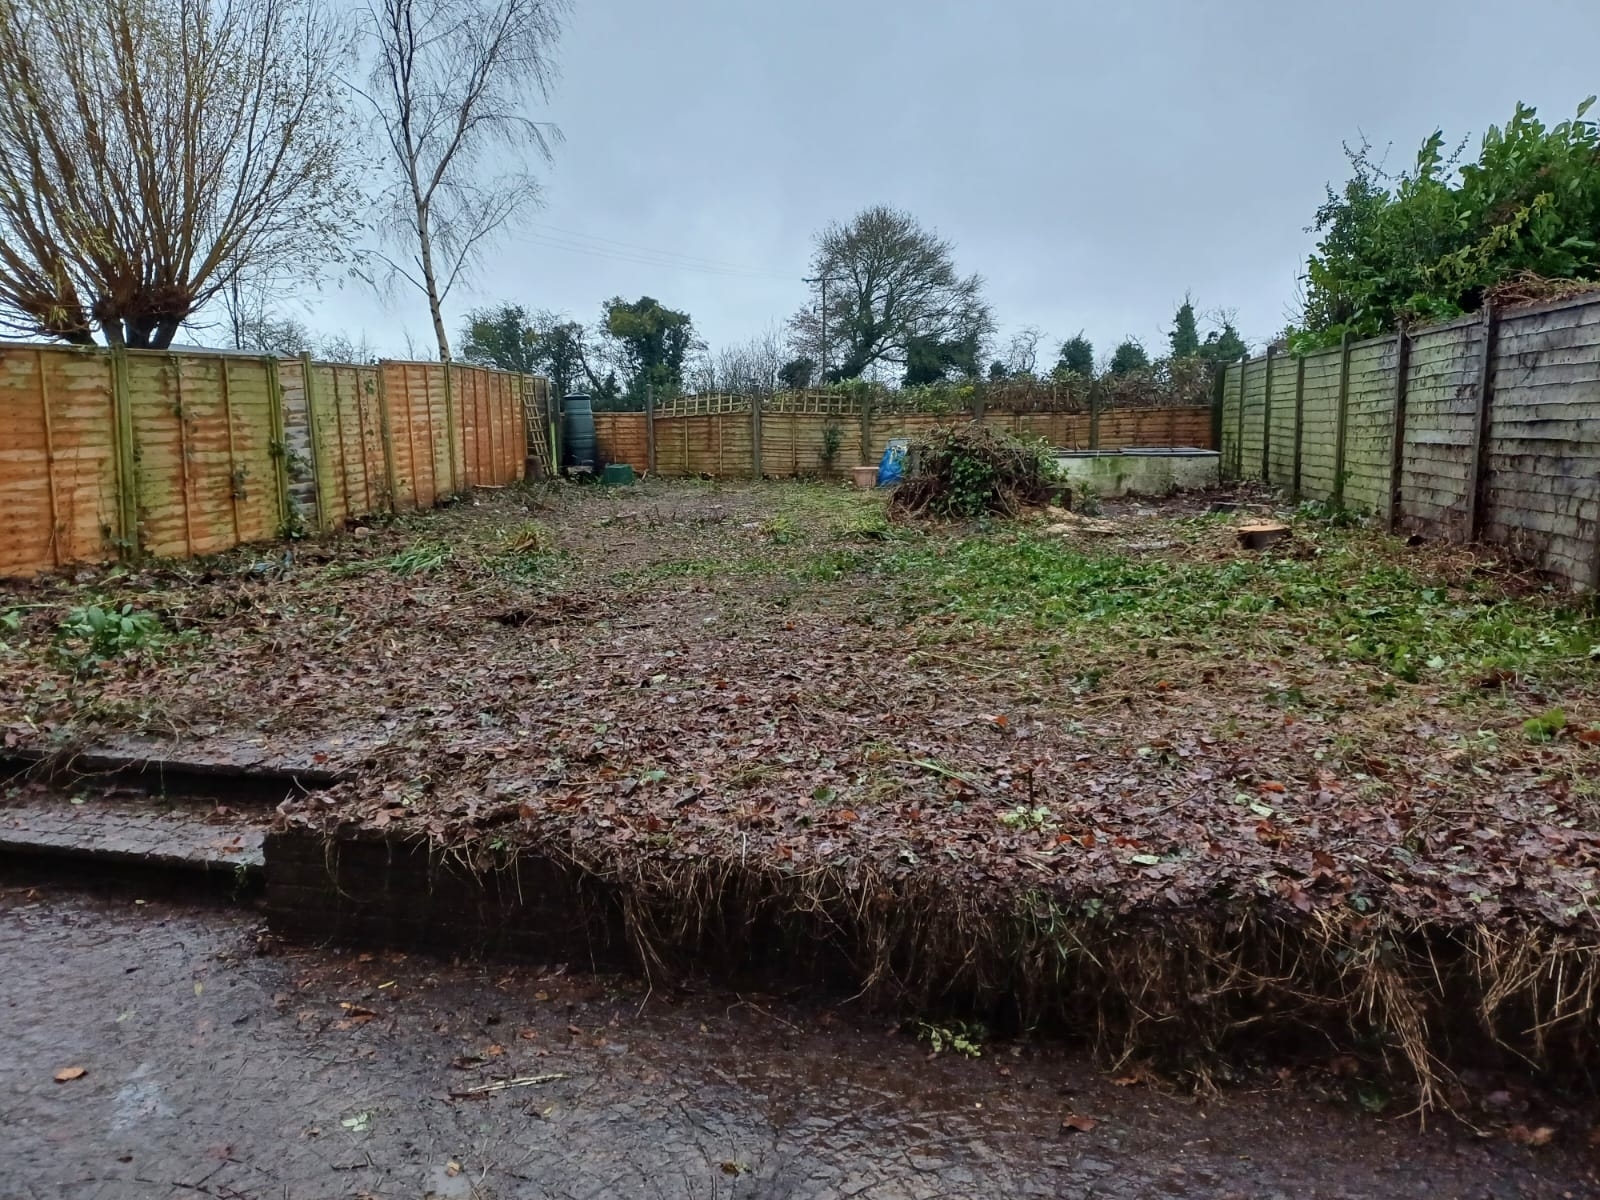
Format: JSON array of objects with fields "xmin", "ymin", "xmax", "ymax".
[{"xmin": 3, "ymin": 479, "xmax": 1599, "ymax": 1096}]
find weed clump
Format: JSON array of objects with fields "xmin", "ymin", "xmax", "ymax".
[{"xmin": 890, "ymin": 423, "xmax": 1059, "ymax": 520}]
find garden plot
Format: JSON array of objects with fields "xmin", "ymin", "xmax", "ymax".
[{"xmin": 3, "ymin": 479, "xmax": 1598, "ymax": 1101}]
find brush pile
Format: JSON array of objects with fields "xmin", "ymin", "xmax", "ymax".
[
  {"xmin": 889, "ymin": 422, "xmax": 1060, "ymax": 520},
  {"xmin": 1485, "ymin": 270, "xmax": 1600, "ymax": 308}
]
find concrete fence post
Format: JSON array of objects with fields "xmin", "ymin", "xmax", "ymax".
[
  {"xmin": 1386, "ymin": 326, "xmax": 1411, "ymax": 533},
  {"xmin": 1333, "ymin": 333, "xmax": 1353, "ymax": 506},
  {"xmin": 1467, "ymin": 302, "xmax": 1499, "ymax": 542},
  {"xmin": 1291, "ymin": 354, "xmax": 1306, "ymax": 501},
  {"xmin": 1261, "ymin": 345, "xmax": 1276, "ymax": 483}
]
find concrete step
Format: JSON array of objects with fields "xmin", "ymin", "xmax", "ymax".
[
  {"xmin": 0, "ymin": 789, "xmax": 266, "ymax": 879},
  {"xmin": 0, "ymin": 736, "xmax": 346, "ymax": 806}
]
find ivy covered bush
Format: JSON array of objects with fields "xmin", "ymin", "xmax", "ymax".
[{"xmin": 1294, "ymin": 98, "xmax": 1600, "ymax": 350}]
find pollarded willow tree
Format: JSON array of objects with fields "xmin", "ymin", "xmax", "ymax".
[
  {"xmin": 359, "ymin": 0, "xmax": 568, "ymax": 361},
  {"xmin": 0, "ymin": 0, "xmax": 364, "ymax": 348}
]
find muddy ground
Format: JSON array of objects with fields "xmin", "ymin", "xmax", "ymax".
[{"xmin": 2, "ymin": 884, "xmax": 1595, "ymax": 1200}]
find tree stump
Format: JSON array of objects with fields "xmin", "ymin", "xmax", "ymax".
[{"xmin": 1238, "ymin": 522, "xmax": 1290, "ymax": 551}]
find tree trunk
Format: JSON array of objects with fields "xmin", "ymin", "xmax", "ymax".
[
  {"xmin": 151, "ymin": 317, "xmax": 182, "ymax": 350},
  {"xmin": 415, "ymin": 200, "xmax": 452, "ymax": 361}
]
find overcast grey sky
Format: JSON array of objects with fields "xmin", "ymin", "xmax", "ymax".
[{"xmin": 290, "ymin": 0, "xmax": 1600, "ymax": 367}]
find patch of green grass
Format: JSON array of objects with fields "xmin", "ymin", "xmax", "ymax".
[
  {"xmin": 1523, "ymin": 707, "xmax": 1567, "ymax": 742},
  {"xmin": 384, "ymin": 541, "xmax": 452, "ymax": 575},
  {"xmin": 619, "ymin": 554, "xmax": 785, "ymax": 584},
  {"xmin": 791, "ymin": 547, "xmax": 875, "ymax": 582},
  {"xmin": 883, "ymin": 530, "xmax": 1600, "ymax": 684},
  {"xmin": 760, "ymin": 513, "xmax": 801, "ymax": 545}
]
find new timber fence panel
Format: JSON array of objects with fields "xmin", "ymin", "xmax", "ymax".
[
  {"xmin": 1399, "ymin": 318, "xmax": 1481, "ymax": 538},
  {"xmin": 591, "ymin": 402, "xmax": 1211, "ymax": 481},
  {"xmin": 1481, "ymin": 299, "xmax": 1600, "ymax": 585},
  {"xmin": 593, "ymin": 413, "xmax": 648, "ymax": 471}
]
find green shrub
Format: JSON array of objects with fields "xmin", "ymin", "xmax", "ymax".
[{"xmin": 55, "ymin": 604, "xmax": 162, "ymax": 663}]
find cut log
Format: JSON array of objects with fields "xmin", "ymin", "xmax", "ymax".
[{"xmin": 1238, "ymin": 522, "xmax": 1290, "ymax": 551}]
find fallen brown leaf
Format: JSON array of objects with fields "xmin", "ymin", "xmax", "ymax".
[
  {"xmin": 53, "ymin": 1066, "xmax": 87, "ymax": 1083},
  {"xmin": 1507, "ymin": 1124, "xmax": 1555, "ymax": 1147},
  {"xmin": 1060, "ymin": 1114, "xmax": 1098, "ymax": 1134}
]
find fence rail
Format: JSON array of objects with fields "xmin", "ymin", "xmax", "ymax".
[
  {"xmin": 0, "ymin": 341, "xmax": 536, "ymax": 577},
  {"xmin": 1220, "ymin": 292, "xmax": 1600, "ymax": 589}
]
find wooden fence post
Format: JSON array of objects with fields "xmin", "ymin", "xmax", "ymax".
[
  {"xmin": 1261, "ymin": 345, "xmax": 1276, "ymax": 482},
  {"xmin": 860, "ymin": 392, "xmax": 874, "ymax": 466},
  {"xmin": 442, "ymin": 363, "xmax": 460, "ymax": 494},
  {"xmin": 265, "ymin": 357, "xmax": 293, "ymax": 535},
  {"xmin": 299, "ymin": 352, "xmax": 329, "ymax": 533},
  {"xmin": 750, "ymin": 391, "xmax": 763, "ymax": 480},
  {"xmin": 1333, "ymin": 332, "xmax": 1353, "ymax": 506},
  {"xmin": 375, "ymin": 363, "xmax": 399, "ymax": 512},
  {"xmin": 1386, "ymin": 326, "xmax": 1411, "ymax": 533},
  {"xmin": 1291, "ymin": 354, "xmax": 1306, "ymax": 501},
  {"xmin": 1089, "ymin": 381, "xmax": 1102, "ymax": 451},
  {"xmin": 36, "ymin": 349, "xmax": 62, "ymax": 566},
  {"xmin": 218, "ymin": 357, "xmax": 243, "ymax": 546},
  {"xmin": 645, "ymin": 384, "xmax": 656, "ymax": 475},
  {"xmin": 551, "ymin": 388, "xmax": 563, "ymax": 476},
  {"xmin": 1467, "ymin": 302, "xmax": 1499, "ymax": 542},
  {"xmin": 109, "ymin": 346, "xmax": 139, "ymax": 558},
  {"xmin": 972, "ymin": 379, "xmax": 986, "ymax": 425}
]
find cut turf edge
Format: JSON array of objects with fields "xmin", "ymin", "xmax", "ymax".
[{"xmin": 264, "ymin": 823, "xmax": 1600, "ymax": 1110}]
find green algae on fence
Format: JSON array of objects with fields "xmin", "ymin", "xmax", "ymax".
[
  {"xmin": 0, "ymin": 341, "xmax": 540, "ymax": 577},
  {"xmin": 1221, "ymin": 292, "xmax": 1600, "ymax": 590}
]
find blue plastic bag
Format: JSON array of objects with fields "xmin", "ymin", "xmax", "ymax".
[{"xmin": 877, "ymin": 438, "xmax": 910, "ymax": 487}]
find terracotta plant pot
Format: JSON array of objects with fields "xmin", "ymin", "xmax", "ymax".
[{"xmin": 851, "ymin": 465, "xmax": 878, "ymax": 489}]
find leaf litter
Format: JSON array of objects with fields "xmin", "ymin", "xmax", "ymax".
[{"xmin": 3, "ymin": 479, "xmax": 1600, "ymax": 1103}]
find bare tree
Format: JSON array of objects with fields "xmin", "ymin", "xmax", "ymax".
[
  {"xmin": 359, "ymin": 0, "xmax": 567, "ymax": 361},
  {"xmin": 789, "ymin": 206, "xmax": 992, "ymax": 382},
  {"xmin": 691, "ymin": 326, "xmax": 785, "ymax": 395},
  {"xmin": 0, "ymin": 0, "xmax": 363, "ymax": 348},
  {"xmin": 316, "ymin": 331, "xmax": 381, "ymax": 363},
  {"xmin": 1003, "ymin": 325, "xmax": 1043, "ymax": 377}
]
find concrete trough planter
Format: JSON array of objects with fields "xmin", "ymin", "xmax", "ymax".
[{"xmin": 1055, "ymin": 447, "xmax": 1219, "ymax": 498}]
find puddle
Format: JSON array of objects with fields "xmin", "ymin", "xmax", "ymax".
[{"xmin": 0, "ymin": 887, "xmax": 1592, "ymax": 1200}]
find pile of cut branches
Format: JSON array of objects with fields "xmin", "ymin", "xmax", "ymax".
[
  {"xmin": 890, "ymin": 422, "xmax": 1059, "ymax": 520},
  {"xmin": 1485, "ymin": 270, "xmax": 1600, "ymax": 308}
]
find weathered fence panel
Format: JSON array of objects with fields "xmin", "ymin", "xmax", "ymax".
[
  {"xmin": 0, "ymin": 346, "xmax": 120, "ymax": 573},
  {"xmin": 1398, "ymin": 317, "xmax": 1480, "ymax": 537},
  {"xmin": 1483, "ymin": 299, "xmax": 1600, "ymax": 585},
  {"xmin": 0, "ymin": 342, "xmax": 536, "ymax": 576},
  {"xmin": 1220, "ymin": 291, "xmax": 1600, "ymax": 589}
]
